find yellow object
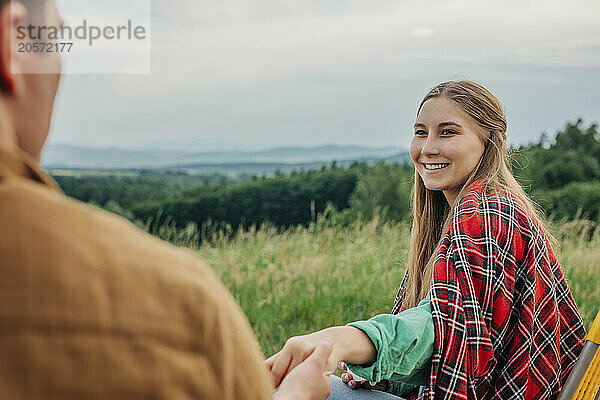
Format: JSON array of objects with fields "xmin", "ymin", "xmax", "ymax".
[
  {"xmin": 572, "ymin": 311, "xmax": 600, "ymax": 400},
  {"xmin": 572, "ymin": 348, "xmax": 600, "ymax": 400},
  {"xmin": 587, "ymin": 311, "xmax": 600, "ymax": 345}
]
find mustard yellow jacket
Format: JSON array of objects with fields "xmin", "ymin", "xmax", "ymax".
[{"xmin": 0, "ymin": 144, "xmax": 273, "ymax": 400}]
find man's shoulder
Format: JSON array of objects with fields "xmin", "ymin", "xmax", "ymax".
[
  {"xmin": 0, "ymin": 177, "xmax": 274, "ymax": 399},
  {"xmin": 3, "ymin": 177, "xmax": 184, "ymax": 253},
  {"xmin": 1, "ymin": 175, "xmax": 240, "ymax": 337},
  {"xmin": 0, "ymin": 176, "xmax": 219, "ymax": 303}
]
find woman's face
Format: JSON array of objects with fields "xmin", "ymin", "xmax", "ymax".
[{"xmin": 409, "ymin": 96, "xmax": 486, "ymax": 204}]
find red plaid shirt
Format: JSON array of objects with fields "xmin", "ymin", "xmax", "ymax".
[{"xmin": 392, "ymin": 178, "xmax": 586, "ymax": 400}]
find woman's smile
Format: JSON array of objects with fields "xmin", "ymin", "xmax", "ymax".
[{"xmin": 423, "ymin": 163, "xmax": 450, "ymax": 171}]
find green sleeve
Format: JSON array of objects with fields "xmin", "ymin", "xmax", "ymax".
[{"xmin": 344, "ymin": 293, "xmax": 433, "ymax": 388}]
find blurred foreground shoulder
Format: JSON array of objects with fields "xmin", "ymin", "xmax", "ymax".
[{"xmin": 0, "ymin": 177, "xmax": 272, "ymax": 400}]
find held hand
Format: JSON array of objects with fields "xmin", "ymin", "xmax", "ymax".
[
  {"xmin": 338, "ymin": 362, "xmax": 388, "ymax": 392},
  {"xmin": 265, "ymin": 332, "xmax": 339, "ymax": 388},
  {"xmin": 274, "ymin": 340, "xmax": 334, "ymax": 400}
]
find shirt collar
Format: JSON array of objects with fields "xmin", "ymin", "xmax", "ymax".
[
  {"xmin": 0, "ymin": 144, "xmax": 62, "ymax": 192},
  {"xmin": 464, "ymin": 176, "xmax": 487, "ymax": 194}
]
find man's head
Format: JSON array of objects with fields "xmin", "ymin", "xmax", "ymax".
[{"xmin": 0, "ymin": 0, "xmax": 62, "ymax": 161}]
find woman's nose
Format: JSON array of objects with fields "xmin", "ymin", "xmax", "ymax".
[{"xmin": 421, "ymin": 135, "xmax": 440, "ymax": 156}]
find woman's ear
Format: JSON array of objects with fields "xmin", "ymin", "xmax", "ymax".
[{"xmin": 484, "ymin": 130, "xmax": 495, "ymax": 148}]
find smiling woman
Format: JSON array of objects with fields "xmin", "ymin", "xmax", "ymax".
[{"xmin": 266, "ymin": 80, "xmax": 586, "ymax": 400}]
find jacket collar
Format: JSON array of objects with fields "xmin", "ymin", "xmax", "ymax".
[{"xmin": 0, "ymin": 144, "xmax": 61, "ymax": 191}]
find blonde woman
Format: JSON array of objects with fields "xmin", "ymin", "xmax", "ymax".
[{"xmin": 266, "ymin": 81, "xmax": 587, "ymax": 400}]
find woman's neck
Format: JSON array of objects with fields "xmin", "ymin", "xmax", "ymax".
[{"xmin": 443, "ymin": 187, "xmax": 459, "ymax": 205}]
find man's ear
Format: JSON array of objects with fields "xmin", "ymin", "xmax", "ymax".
[{"xmin": 0, "ymin": 1, "xmax": 28, "ymax": 94}]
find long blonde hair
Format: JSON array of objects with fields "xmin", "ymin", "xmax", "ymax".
[{"xmin": 402, "ymin": 80, "xmax": 557, "ymax": 309}]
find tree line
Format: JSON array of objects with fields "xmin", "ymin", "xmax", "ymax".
[{"xmin": 54, "ymin": 119, "xmax": 600, "ymax": 232}]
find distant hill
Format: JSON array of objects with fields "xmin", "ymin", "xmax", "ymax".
[
  {"xmin": 42, "ymin": 144, "xmax": 408, "ymax": 169},
  {"xmin": 164, "ymin": 155, "xmax": 410, "ymax": 177}
]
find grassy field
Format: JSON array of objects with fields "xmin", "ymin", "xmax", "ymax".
[{"xmin": 160, "ymin": 217, "xmax": 600, "ymax": 357}]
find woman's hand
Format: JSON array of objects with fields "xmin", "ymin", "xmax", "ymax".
[
  {"xmin": 274, "ymin": 340, "xmax": 334, "ymax": 400},
  {"xmin": 265, "ymin": 331, "xmax": 339, "ymax": 388},
  {"xmin": 338, "ymin": 362, "xmax": 389, "ymax": 391}
]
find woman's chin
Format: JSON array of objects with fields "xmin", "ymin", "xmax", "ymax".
[{"xmin": 422, "ymin": 181, "xmax": 446, "ymax": 192}]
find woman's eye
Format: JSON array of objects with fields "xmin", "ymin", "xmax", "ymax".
[
  {"xmin": 414, "ymin": 130, "xmax": 427, "ymax": 136},
  {"xmin": 441, "ymin": 129, "xmax": 457, "ymax": 135}
]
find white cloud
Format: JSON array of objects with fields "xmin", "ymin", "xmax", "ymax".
[{"xmin": 411, "ymin": 28, "xmax": 435, "ymax": 37}]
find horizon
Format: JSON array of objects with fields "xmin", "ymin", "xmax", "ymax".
[
  {"xmin": 45, "ymin": 114, "xmax": 588, "ymax": 154},
  {"xmin": 44, "ymin": 141, "xmax": 407, "ymax": 152}
]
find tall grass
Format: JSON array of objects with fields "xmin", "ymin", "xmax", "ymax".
[
  {"xmin": 154, "ymin": 217, "xmax": 600, "ymax": 357},
  {"xmin": 551, "ymin": 219, "xmax": 600, "ymax": 328}
]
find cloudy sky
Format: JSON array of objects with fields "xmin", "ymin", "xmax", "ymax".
[{"xmin": 47, "ymin": 0, "xmax": 600, "ymax": 152}]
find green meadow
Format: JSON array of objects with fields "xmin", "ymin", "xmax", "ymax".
[
  {"xmin": 55, "ymin": 120, "xmax": 600, "ymax": 357},
  {"xmin": 157, "ymin": 217, "xmax": 600, "ymax": 357}
]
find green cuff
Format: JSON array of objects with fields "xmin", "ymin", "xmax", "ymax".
[
  {"xmin": 345, "ymin": 320, "xmax": 385, "ymax": 385},
  {"xmin": 343, "ymin": 294, "xmax": 433, "ymax": 386}
]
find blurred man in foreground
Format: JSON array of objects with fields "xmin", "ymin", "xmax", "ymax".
[{"xmin": 0, "ymin": 0, "xmax": 333, "ymax": 398}]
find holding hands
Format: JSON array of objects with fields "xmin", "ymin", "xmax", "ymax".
[
  {"xmin": 266, "ymin": 326, "xmax": 380, "ymax": 398},
  {"xmin": 272, "ymin": 339, "xmax": 335, "ymax": 400},
  {"xmin": 266, "ymin": 331, "xmax": 341, "ymax": 388}
]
